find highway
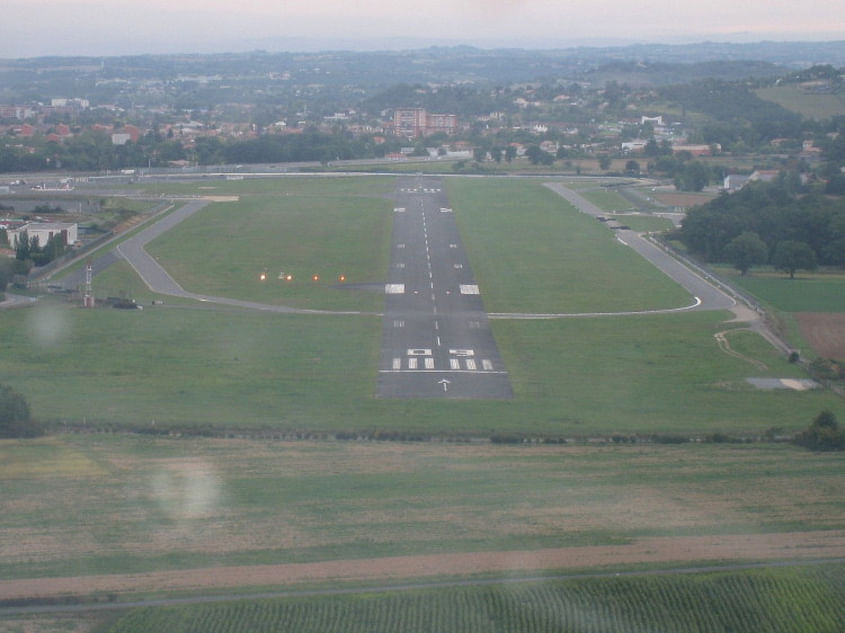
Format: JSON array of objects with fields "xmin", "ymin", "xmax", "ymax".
[{"xmin": 377, "ymin": 176, "xmax": 513, "ymax": 399}]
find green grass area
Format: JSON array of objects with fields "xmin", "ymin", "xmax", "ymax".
[
  {"xmin": 447, "ymin": 178, "xmax": 691, "ymax": 313},
  {"xmin": 578, "ymin": 188, "xmax": 635, "ymax": 211},
  {"xmin": 493, "ymin": 311, "xmax": 841, "ymax": 433},
  {"xmin": 0, "ymin": 435, "xmax": 842, "ymax": 581},
  {"xmin": 609, "ymin": 214, "xmax": 675, "ymax": 233},
  {"xmin": 143, "ymin": 177, "xmax": 394, "ymax": 312},
  {"xmin": 3, "ymin": 176, "xmax": 843, "ymax": 434},
  {"xmin": 93, "ymin": 259, "xmax": 196, "ymax": 306},
  {"xmin": 0, "ymin": 299, "xmax": 841, "ymax": 434},
  {"xmin": 756, "ymin": 85, "xmax": 845, "ymax": 120},
  {"xmin": 715, "ymin": 267, "xmax": 845, "ymax": 313},
  {"xmin": 94, "ymin": 564, "xmax": 845, "ymax": 633}
]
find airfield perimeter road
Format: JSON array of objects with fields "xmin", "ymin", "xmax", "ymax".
[{"xmin": 377, "ymin": 176, "xmax": 513, "ymax": 399}]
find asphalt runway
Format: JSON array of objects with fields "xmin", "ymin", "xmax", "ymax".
[{"xmin": 376, "ymin": 176, "xmax": 513, "ymax": 399}]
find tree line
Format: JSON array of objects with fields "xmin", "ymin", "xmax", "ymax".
[{"xmin": 678, "ymin": 180, "xmax": 845, "ymax": 276}]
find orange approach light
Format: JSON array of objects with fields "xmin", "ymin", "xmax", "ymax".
[
  {"xmin": 284, "ymin": 274, "xmax": 293, "ymax": 281},
  {"xmin": 258, "ymin": 272, "xmax": 267, "ymax": 281},
  {"xmin": 338, "ymin": 274, "xmax": 346, "ymax": 282},
  {"xmin": 312, "ymin": 274, "xmax": 320, "ymax": 282}
]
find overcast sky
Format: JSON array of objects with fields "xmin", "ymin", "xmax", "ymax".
[{"xmin": 3, "ymin": 0, "xmax": 844, "ymax": 57}]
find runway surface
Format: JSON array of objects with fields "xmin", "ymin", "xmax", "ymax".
[{"xmin": 376, "ymin": 176, "xmax": 513, "ymax": 399}]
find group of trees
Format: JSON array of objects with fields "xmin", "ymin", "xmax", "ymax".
[
  {"xmin": 14, "ymin": 230, "xmax": 67, "ymax": 268},
  {"xmin": 678, "ymin": 180, "xmax": 845, "ymax": 275}
]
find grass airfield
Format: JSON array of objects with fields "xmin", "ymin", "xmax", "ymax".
[{"xmin": 2, "ymin": 176, "xmax": 841, "ymax": 434}]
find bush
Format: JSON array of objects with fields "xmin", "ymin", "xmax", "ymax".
[
  {"xmin": 793, "ymin": 410, "xmax": 845, "ymax": 451},
  {"xmin": 0, "ymin": 384, "xmax": 42, "ymax": 438}
]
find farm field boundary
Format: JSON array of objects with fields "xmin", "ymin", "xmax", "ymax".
[{"xmin": 2, "ymin": 530, "xmax": 844, "ymax": 602}]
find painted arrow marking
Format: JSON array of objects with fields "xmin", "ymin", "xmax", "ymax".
[{"xmin": 438, "ymin": 378, "xmax": 451, "ymax": 393}]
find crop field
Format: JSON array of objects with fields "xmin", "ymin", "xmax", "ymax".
[
  {"xmin": 756, "ymin": 85, "xmax": 845, "ymax": 120},
  {"xmin": 721, "ymin": 269, "xmax": 845, "ymax": 314},
  {"xmin": 71, "ymin": 564, "xmax": 841, "ymax": 633},
  {"xmin": 0, "ymin": 435, "xmax": 843, "ymax": 583},
  {"xmin": 716, "ymin": 267, "xmax": 845, "ymax": 360}
]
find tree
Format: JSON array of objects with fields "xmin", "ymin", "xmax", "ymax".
[
  {"xmin": 0, "ymin": 384, "xmax": 41, "ymax": 438},
  {"xmin": 793, "ymin": 410, "xmax": 844, "ymax": 451},
  {"xmin": 674, "ymin": 161, "xmax": 710, "ymax": 191},
  {"xmin": 14, "ymin": 230, "xmax": 31, "ymax": 262},
  {"xmin": 504, "ymin": 145, "xmax": 516, "ymax": 163},
  {"xmin": 771, "ymin": 240, "xmax": 818, "ymax": 278},
  {"xmin": 723, "ymin": 231, "xmax": 768, "ymax": 275},
  {"xmin": 625, "ymin": 159, "xmax": 640, "ymax": 175},
  {"xmin": 598, "ymin": 155, "xmax": 612, "ymax": 170}
]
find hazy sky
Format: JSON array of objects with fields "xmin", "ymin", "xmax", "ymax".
[{"xmin": 3, "ymin": 0, "xmax": 844, "ymax": 57}]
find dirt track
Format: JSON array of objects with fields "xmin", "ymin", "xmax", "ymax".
[{"xmin": 2, "ymin": 530, "xmax": 844, "ymax": 601}]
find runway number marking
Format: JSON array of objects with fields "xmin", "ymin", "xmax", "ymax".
[
  {"xmin": 460, "ymin": 284, "xmax": 480, "ymax": 295},
  {"xmin": 440, "ymin": 207, "xmax": 452, "ymax": 213},
  {"xmin": 385, "ymin": 284, "xmax": 405, "ymax": 294},
  {"xmin": 394, "ymin": 207, "xmax": 406, "ymax": 213},
  {"xmin": 393, "ymin": 320, "xmax": 405, "ymax": 328}
]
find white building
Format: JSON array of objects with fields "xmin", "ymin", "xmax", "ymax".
[{"xmin": 8, "ymin": 222, "xmax": 78, "ymax": 249}]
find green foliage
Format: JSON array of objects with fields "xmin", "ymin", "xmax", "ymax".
[
  {"xmin": 771, "ymin": 240, "xmax": 818, "ymax": 278},
  {"xmin": 660, "ymin": 78, "xmax": 802, "ymax": 149},
  {"xmin": 0, "ymin": 256, "xmax": 13, "ymax": 292},
  {"xmin": 793, "ymin": 409, "xmax": 845, "ymax": 451},
  {"xmin": 105, "ymin": 566, "xmax": 845, "ymax": 633},
  {"xmin": 673, "ymin": 161, "xmax": 711, "ymax": 191},
  {"xmin": 0, "ymin": 383, "xmax": 41, "ymax": 438},
  {"xmin": 723, "ymin": 231, "xmax": 768, "ymax": 275},
  {"xmin": 680, "ymin": 181, "xmax": 845, "ymax": 265}
]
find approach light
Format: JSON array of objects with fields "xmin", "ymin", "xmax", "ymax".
[
  {"xmin": 258, "ymin": 272, "xmax": 267, "ymax": 281},
  {"xmin": 312, "ymin": 274, "xmax": 320, "ymax": 282},
  {"xmin": 338, "ymin": 274, "xmax": 346, "ymax": 282},
  {"xmin": 284, "ymin": 274, "xmax": 293, "ymax": 281}
]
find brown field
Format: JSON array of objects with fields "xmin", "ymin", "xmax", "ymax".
[
  {"xmin": 652, "ymin": 192, "xmax": 716, "ymax": 207},
  {"xmin": 795, "ymin": 312, "xmax": 845, "ymax": 360},
  {"xmin": 2, "ymin": 531, "xmax": 844, "ymax": 600}
]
